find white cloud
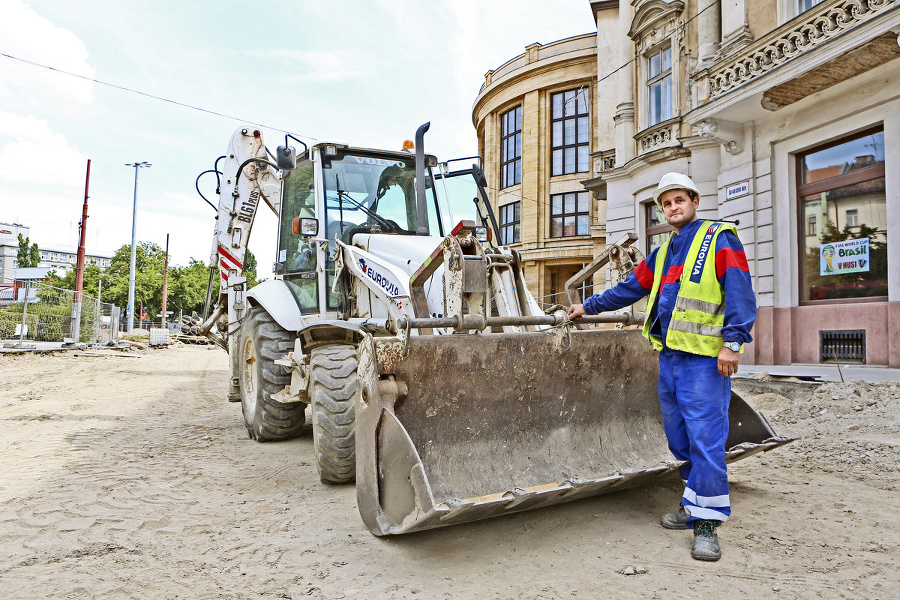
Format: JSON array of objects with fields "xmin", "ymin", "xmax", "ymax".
[
  {"xmin": 0, "ymin": 0, "xmax": 95, "ymax": 105},
  {"xmin": 245, "ymin": 49, "xmax": 370, "ymax": 83},
  {"xmin": 0, "ymin": 111, "xmax": 88, "ymax": 185}
]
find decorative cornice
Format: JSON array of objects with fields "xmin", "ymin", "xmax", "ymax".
[
  {"xmin": 473, "ymin": 53, "xmax": 597, "ymax": 124},
  {"xmin": 602, "ymin": 144, "xmax": 692, "ymax": 180},
  {"xmin": 613, "ymin": 102, "xmax": 635, "ymax": 124},
  {"xmin": 700, "ymin": 0, "xmax": 896, "ymax": 102},
  {"xmin": 696, "ymin": 119, "xmax": 744, "ymax": 154},
  {"xmin": 590, "ymin": 0, "xmax": 618, "ymax": 14},
  {"xmin": 592, "ymin": 148, "xmax": 617, "ymax": 173},
  {"xmin": 628, "ymin": 0, "xmax": 685, "ymax": 39},
  {"xmin": 717, "ymin": 25, "xmax": 754, "ymax": 59}
]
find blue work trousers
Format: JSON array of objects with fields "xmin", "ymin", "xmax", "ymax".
[{"xmin": 658, "ymin": 350, "xmax": 731, "ymax": 526}]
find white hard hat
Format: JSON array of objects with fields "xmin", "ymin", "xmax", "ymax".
[{"xmin": 652, "ymin": 172, "xmax": 699, "ymax": 207}]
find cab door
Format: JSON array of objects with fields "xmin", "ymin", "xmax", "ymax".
[{"xmin": 278, "ymin": 157, "xmax": 320, "ymax": 313}]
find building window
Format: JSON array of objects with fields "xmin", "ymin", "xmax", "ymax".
[
  {"xmin": 807, "ymin": 214, "xmax": 817, "ymax": 237},
  {"xmin": 798, "ymin": 0, "xmax": 825, "ymax": 13},
  {"xmin": 646, "ymin": 202, "xmax": 673, "ymax": 253},
  {"xmin": 499, "ymin": 202, "xmax": 520, "ymax": 244},
  {"xmin": 551, "ymin": 89, "xmax": 589, "ymax": 176},
  {"xmin": 648, "ymin": 46, "xmax": 672, "ymax": 126},
  {"xmin": 798, "ymin": 126, "xmax": 887, "ymax": 302},
  {"xmin": 500, "ymin": 106, "xmax": 521, "ymax": 188},
  {"xmin": 550, "ymin": 191, "xmax": 589, "ymax": 237}
]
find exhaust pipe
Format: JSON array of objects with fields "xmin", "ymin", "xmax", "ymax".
[{"xmin": 415, "ymin": 122, "xmax": 430, "ymax": 236}]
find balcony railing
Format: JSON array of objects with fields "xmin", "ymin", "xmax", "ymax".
[
  {"xmin": 698, "ymin": 0, "xmax": 896, "ymax": 102},
  {"xmin": 634, "ymin": 118, "xmax": 682, "ymax": 156},
  {"xmin": 591, "ymin": 148, "xmax": 616, "ymax": 174}
]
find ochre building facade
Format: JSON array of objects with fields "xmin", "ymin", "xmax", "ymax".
[{"xmin": 473, "ymin": 0, "xmax": 900, "ymax": 366}]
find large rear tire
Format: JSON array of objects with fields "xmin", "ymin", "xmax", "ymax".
[
  {"xmin": 239, "ymin": 306, "xmax": 305, "ymax": 441},
  {"xmin": 309, "ymin": 344, "xmax": 358, "ymax": 483}
]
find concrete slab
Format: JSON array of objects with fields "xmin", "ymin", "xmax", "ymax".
[{"xmin": 740, "ymin": 364, "xmax": 900, "ymax": 384}]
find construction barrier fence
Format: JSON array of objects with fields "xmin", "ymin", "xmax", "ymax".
[{"xmin": 0, "ymin": 281, "xmax": 120, "ymax": 345}]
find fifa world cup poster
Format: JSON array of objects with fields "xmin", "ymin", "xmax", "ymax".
[{"xmin": 820, "ymin": 237, "xmax": 870, "ymax": 276}]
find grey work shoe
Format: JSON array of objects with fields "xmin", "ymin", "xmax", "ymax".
[
  {"xmin": 660, "ymin": 504, "xmax": 690, "ymax": 530},
  {"xmin": 691, "ymin": 519, "xmax": 722, "ymax": 561}
]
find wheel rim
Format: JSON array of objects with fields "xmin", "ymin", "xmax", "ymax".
[{"xmin": 242, "ymin": 336, "xmax": 258, "ymax": 414}]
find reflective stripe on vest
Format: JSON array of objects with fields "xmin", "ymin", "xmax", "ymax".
[{"xmin": 641, "ymin": 221, "xmax": 738, "ymax": 356}]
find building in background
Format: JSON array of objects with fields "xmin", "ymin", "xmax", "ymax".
[
  {"xmin": 0, "ymin": 222, "xmax": 112, "ymax": 284},
  {"xmin": 474, "ymin": 0, "xmax": 899, "ymax": 366},
  {"xmin": 0, "ymin": 222, "xmax": 31, "ymax": 285},
  {"xmin": 37, "ymin": 246, "xmax": 112, "ymax": 272},
  {"xmin": 473, "ymin": 33, "xmax": 608, "ymax": 310}
]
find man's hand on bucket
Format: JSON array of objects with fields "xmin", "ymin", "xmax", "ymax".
[{"xmin": 567, "ymin": 304, "xmax": 587, "ymax": 320}]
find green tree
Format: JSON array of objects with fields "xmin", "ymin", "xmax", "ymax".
[
  {"xmin": 104, "ymin": 242, "xmax": 167, "ymax": 319},
  {"xmin": 48, "ymin": 260, "xmax": 110, "ymax": 299},
  {"xmin": 29, "ymin": 243, "xmax": 40, "ymax": 268},
  {"xmin": 169, "ymin": 259, "xmax": 220, "ymax": 317},
  {"xmin": 243, "ymin": 250, "xmax": 263, "ymax": 289},
  {"xmin": 16, "ymin": 234, "xmax": 40, "ymax": 268}
]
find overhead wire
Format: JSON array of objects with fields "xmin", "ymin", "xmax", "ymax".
[
  {"xmin": 0, "ymin": 52, "xmax": 319, "ymax": 144},
  {"xmin": 1, "ymin": 0, "xmax": 716, "ymax": 219}
]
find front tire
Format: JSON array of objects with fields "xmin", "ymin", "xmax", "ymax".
[
  {"xmin": 309, "ymin": 344, "xmax": 358, "ymax": 483},
  {"xmin": 239, "ymin": 306, "xmax": 305, "ymax": 441}
]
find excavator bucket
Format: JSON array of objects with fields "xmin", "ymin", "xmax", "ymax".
[{"xmin": 355, "ymin": 328, "xmax": 793, "ymax": 536}]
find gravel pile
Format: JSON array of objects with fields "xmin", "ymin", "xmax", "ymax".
[{"xmin": 737, "ymin": 379, "xmax": 900, "ymax": 472}]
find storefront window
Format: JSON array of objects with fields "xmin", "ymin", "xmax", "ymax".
[
  {"xmin": 646, "ymin": 202, "xmax": 672, "ymax": 254},
  {"xmin": 798, "ymin": 127, "xmax": 887, "ymax": 302}
]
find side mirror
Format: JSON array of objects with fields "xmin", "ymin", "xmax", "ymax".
[
  {"xmin": 292, "ymin": 217, "xmax": 318, "ymax": 237},
  {"xmin": 276, "ymin": 145, "xmax": 297, "ymax": 170}
]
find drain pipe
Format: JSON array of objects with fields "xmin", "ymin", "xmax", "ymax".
[{"xmin": 415, "ymin": 122, "xmax": 431, "ymax": 236}]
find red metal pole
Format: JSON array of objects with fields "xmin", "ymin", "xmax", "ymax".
[
  {"xmin": 74, "ymin": 159, "xmax": 91, "ymax": 301},
  {"xmin": 70, "ymin": 159, "xmax": 91, "ymax": 342},
  {"xmin": 161, "ymin": 234, "xmax": 169, "ymax": 327}
]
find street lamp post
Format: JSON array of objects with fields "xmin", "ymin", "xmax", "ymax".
[{"xmin": 125, "ymin": 161, "xmax": 151, "ymax": 334}]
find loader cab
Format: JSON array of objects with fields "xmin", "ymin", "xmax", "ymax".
[
  {"xmin": 319, "ymin": 147, "xmax": 441, "ymax": 242},
  {"xmin": 278, "ymin": 145, "xmax": 444, "ymax": 316}
]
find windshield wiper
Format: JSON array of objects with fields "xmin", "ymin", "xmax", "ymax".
[{"xmin": 335, "ymin": 174, "xmax": 392, "ymax": 231}]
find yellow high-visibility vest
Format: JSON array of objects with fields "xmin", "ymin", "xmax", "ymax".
[{"xmin": 642, "ymin": 221, "xmax": 740, "ymax": 356}]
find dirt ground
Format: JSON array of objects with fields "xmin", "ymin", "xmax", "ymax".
[{"xmin": 0, "ymin": 345, "xmax": 898, "ymax": 599}]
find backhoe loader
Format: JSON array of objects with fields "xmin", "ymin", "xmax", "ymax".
[{"xmin": 196, "ymin": 125, "xmax": 792, "ymax": 536}]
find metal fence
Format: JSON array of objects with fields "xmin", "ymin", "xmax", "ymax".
[{"xmin": 0, "ymin": 281, "xmax": 120, "ymax": 345}]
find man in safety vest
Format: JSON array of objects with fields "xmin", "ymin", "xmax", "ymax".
[{"xmin": 568, "ymin": 172, "xmax": 756, "ymax": 562}]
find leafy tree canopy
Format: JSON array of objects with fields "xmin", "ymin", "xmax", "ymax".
[
  {"xmin": 47, "ymin": 244, "xmax": 261, "ymax": 320},
  {"xmin": 17, "ymin": 234, "xmax": 40, "ymax": 268},
  {"xmin": 243, "ymin": 250, "xmax": 262, "ymax": 289}
]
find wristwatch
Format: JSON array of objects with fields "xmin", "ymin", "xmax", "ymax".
[{"xmin": 724, "ymin": 341, "xmax": 741, "ymax": 352}]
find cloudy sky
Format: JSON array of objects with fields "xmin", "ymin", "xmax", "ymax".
[{"xmin": 0, "ymin": 0, "xmax": 594, "ymax": 280}]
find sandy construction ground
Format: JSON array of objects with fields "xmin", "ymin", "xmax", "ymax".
[{"xmin": 0, "ymin": 345, "xmax": 898, "ymax": 599}]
